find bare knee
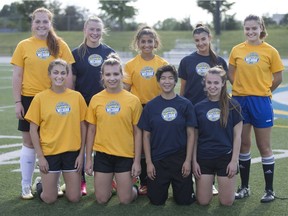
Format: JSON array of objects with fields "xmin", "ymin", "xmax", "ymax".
[
  {"xmin": 198, "ymin": 200, "xmax": 211, "ymax": 206},
  {"xmin": 41, "ymin": 194, "xmax": 57, "ymax": 204},
  {"xmin": 119, "ymin": 188, "xmax": 137, "ymax": 204},
  {"xmin": 197, "ymin": 197, "xmax": 212, "ymax": 206},
  {"xmin": 220, "ymin": 199, "xmax": 234, "ymax": 206},
  {"xmin": 95, "ymin": 193, "xmax": 111, "ymax": 204},
  {"xmin": 66, "ymin": 194, "xmax": 81, "ymax": 203}
]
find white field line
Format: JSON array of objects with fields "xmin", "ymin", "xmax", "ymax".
[
  {"xmin": 0, "ymin": 86, "xmax": 12, "ymax": 90},
  {"xmin": 0, "ymin": 140, "xmax": 288, "ymax": 172}
]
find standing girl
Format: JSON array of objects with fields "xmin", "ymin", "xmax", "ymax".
[
  {"xmin": 179, "ymin": 24, "xmax": 228, "ymax": 105},
  {"xmin": 72, "ymin": 16, "xmax": 115, "ymax": 105},
  {"xmin": 123, "ymin": 25, "xmax": 168, "ymax": 194},
  {"xmin": 228, "ymin": 14, "xmax": 283, "ymax": 203},
  {"xmin": 25, "ymin": 59, "xmax": 87, "ymax": 204},
  {"xmin": 138, "ymin": 65, "xmax": 196, "ymax": 205},
  {"xmin": 72, "ymin": 16, "xmax": 115, "ymax": 195},
  {"xmin": 193, "ymin": 66, "xmax": 243, "ymax": 206},
  {"xmin": 178, "ymin": 23, "xmax": 227, "ymax": 195},
  {"xmin": 85, "ymin": 53, "xmax": 142, "ymax": 204},
  {"xmin": 11, "ymin": 7, "xmax": 75, "ymax": 199}
]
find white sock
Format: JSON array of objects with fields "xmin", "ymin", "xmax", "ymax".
[{"xmin": 20, "ymin": 146, "xmax": 36, "ymax": 188}]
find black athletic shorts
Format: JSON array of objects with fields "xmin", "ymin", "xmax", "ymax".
[
  {"xmin": 93, "ymin": 151, "xmax": 133, "ymax": 173},
  {"xmin": 18, "ymin": 95, "xmax": 33, "ymax": 132},
  {"xmin": 45, "ymin": 151, "xmax": 80, "ymax": 173},
  {"xmin": 197, "ymin": 152, "xmax": 238, "ymax": 176}
]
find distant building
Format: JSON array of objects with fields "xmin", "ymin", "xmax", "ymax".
[{"xmin": 272, "ymin": 14, "xmax": 285, "ymax": 24}]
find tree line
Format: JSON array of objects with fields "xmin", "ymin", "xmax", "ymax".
[{"xmin": 1, "ymin": 0, "xmax": 288, "ymax": 33}]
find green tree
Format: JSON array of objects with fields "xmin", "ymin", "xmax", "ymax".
[
  {"xmin": 161, "ymin": 18, "xmax": 179, "ymax": 31},
  {"xmin": 179, "ymin": 17, "xmax": 192, "ymax": 31},
  {"xmin": 56, "ymin": 6, "xmax": 87, "ymax": 31},
  {"xmin": 197, "ymin": 0, "xmax": 235, "ymax": 35},
  {"xmin": 279, "ymin": 14, "xmax": 288, "ymax": 25},
  {"xmin": 98, "ymin": 0, "xmax": 138, "ymax": 31},
  {"xmin": 0, "ymin": 2, "xmax": 22, "ymax": 31},
  {"xmin": 16, "ymin": 0, "xmax": 46, "ymax": 30},
  {"xmin": 222, "ymin": 14, "xmax": 241, "ymax": 30},
  {"xmin": 262, "ymin": 16, "xmax": 277, "ymax": 26},
  {"xmin": 154, "ymin": 17, "xmax": 192, "ymax": 31}
]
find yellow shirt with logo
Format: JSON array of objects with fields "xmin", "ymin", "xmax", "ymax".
[
  {"xmin": 11, "ymin": 36, "xmax": 75, "ymax": 96},
  {"xmin": 229, "ymin": 41, "xmax": 284, "ymax": 97},
  {"xmin": 25, "ymin": 89, "xmax": 87, "ymax": 155},
  {"xmin": 86, "ymin": 89, "xmax": 143, "ymax": 158},
  {"xmin": 124, "ymin": 54, "xmax": 168, "ymax": 104}
]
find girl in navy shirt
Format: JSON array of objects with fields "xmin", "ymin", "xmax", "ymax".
[{"xmin": 193, "ymin": 66, "xmax": 243, "ymax": 206}]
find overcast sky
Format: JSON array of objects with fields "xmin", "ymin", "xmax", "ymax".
[{"xmin": 0, "ymin": 0, "xmax": 287, "ymax": 26}]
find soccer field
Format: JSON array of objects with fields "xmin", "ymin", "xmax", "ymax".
[{"xmin": 1, "ymin": 63, "xmax": 288, "ymax": 216}]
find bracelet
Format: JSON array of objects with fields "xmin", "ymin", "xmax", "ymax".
[{"xmin": 15, "ymin": 101, "xmax": 21, "ymax": 103}]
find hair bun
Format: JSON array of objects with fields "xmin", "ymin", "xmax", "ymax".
[
  {"xmin": 195, "ymin": 23, "xmax": 204, "ymax": 28},
  {"xmin": 107, "ymin": 53, "xmax": 121, "ymax": 61}
]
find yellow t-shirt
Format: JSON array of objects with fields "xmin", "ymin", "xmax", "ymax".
[
  {"xmin": 11, "ymin": 36, "xmax": 75, "ymax": 96},
  {"xmin": 229, "ymin": 41, "xmax": 284, "ymax": 97},
  {"xmin": 86, "ymin": 89, "xmax": 143, "ymax": 158},
  {"xmin": 25, "ymin": 89, "xmax": 87, "ymax": 155},
  {"xmin": 124, "ymin": 54, "xmax": 168, "ymax": 104}
]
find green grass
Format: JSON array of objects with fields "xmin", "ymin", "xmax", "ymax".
[
  {"xmin": 0, "ymin": 64, "xmax": 288, "ymax": 216},
  {"xmin": 0, "ymin": 28, "xmax": 288, "ymax": 58}
]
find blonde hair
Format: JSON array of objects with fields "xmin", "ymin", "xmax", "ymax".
[
  {"xmin": 203, "ymin": 66, "xmax": 241, "ymax": 127},
  {"xmin": 100, "ymin": 53, "xmax": 123, "ymax": 89},
  {"xmin": 78, "ymin": 16, "xmax": 106, "ymax": 59}
]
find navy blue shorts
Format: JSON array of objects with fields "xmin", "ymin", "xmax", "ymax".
[
  {"xmin": 18, "ymin": 95, "xmax": 34, "ymax": 132},
  {"xmin": 93, "ymin": 151, "xmax": 133, "ymax": 173},
  {"xmin": 233, "ymin": 96, "xmax": 273, "ymax": 128},
  {"xmin": 45, "ymin": 151, "xmax": 80, "ymax": 173},
  {"xmin": 197, "ymin": 153, "xmax": 238, "ymax": 177}
]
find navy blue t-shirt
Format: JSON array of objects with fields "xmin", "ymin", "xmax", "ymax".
[
  {"xmin": 178, "ymin": 52, "xmax": 228, "ymax": 105},
  {"xmin": 72, "ymin": 44, "xmax": 115, "ymax": 104},
  {"xmin": 194, "ymin": 98, "xmax": 242, "ymax": 159},
  {"xmin": 138, "ymin": 95, "xmax": 197, "ymax": 161}
]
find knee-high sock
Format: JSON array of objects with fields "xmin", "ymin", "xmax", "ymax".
[
  {"xmin": 20, "ymin": 146, "xmax": 36, "ymax": 187},
  {"xmin": 239, "ymin": 152, "xmax": 251, "ymax": 188},
  {"xmin": 262, "ymin": 155, "xmax": 275, "ymax": 191}
]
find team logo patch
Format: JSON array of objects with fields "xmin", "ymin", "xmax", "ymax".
[
  {"xmin": 140, "ymin": 66, "xmax": 154, "ymax": 79},
  {"xmin": 206, "ymin": 108, "xmax": 220, "ymax": 121},
  {"xmin": 244, "ymin": 52, "xmax": 259, "ymax": 64},
  {"xmin": 36, "ymin": 48, "xmax": 50, "ymax": 59},
  {"xmin": 106, "ymin": 100, "xmax": 121, "ymax": 115},
  {"xmin": 55, "ymin": 102, "xmax": 71, "ymax": 115},
  {"xmin": 196, "ymin": 62, "xmax": 210, "ymax": 76},
  {"xmin": 161, "ymin": 107, "xmax": 177, "ymax": 121},
  {"xmin": 88, "ymin": 54, "xmax": 103, "ymax": 67}
]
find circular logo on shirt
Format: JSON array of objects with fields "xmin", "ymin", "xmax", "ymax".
[
  {"xmin": 106, "ymin": 100, "xmax": 121, "ymax": 115},
  {"xmin": 244, "ymin": 52, "xmax": 259, "ymax": 64},
  {"xmin": 206, "ymin": 108, "xmax": 220, "ymax": 122},
  {"xmin": 140, "ymin": 66, "xmax": 154, "ymax": 79},
  {"xmin": 55, "ymin": 102, "xmax": 71, "ymax": 115},
  {"xmin": 36, "ymin": 48, "xmax": 50, "ymax": 59},
  {"xmin": 196, "ymin": 62, "xmax": 210, "ymax": 76},
  {"xmin": 161, "ymin": 107, "xmax": 177, "ymax": 121},
  {"xmin": 88, "ymin": 54, "xmax": 103, "ymax": 67}
]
